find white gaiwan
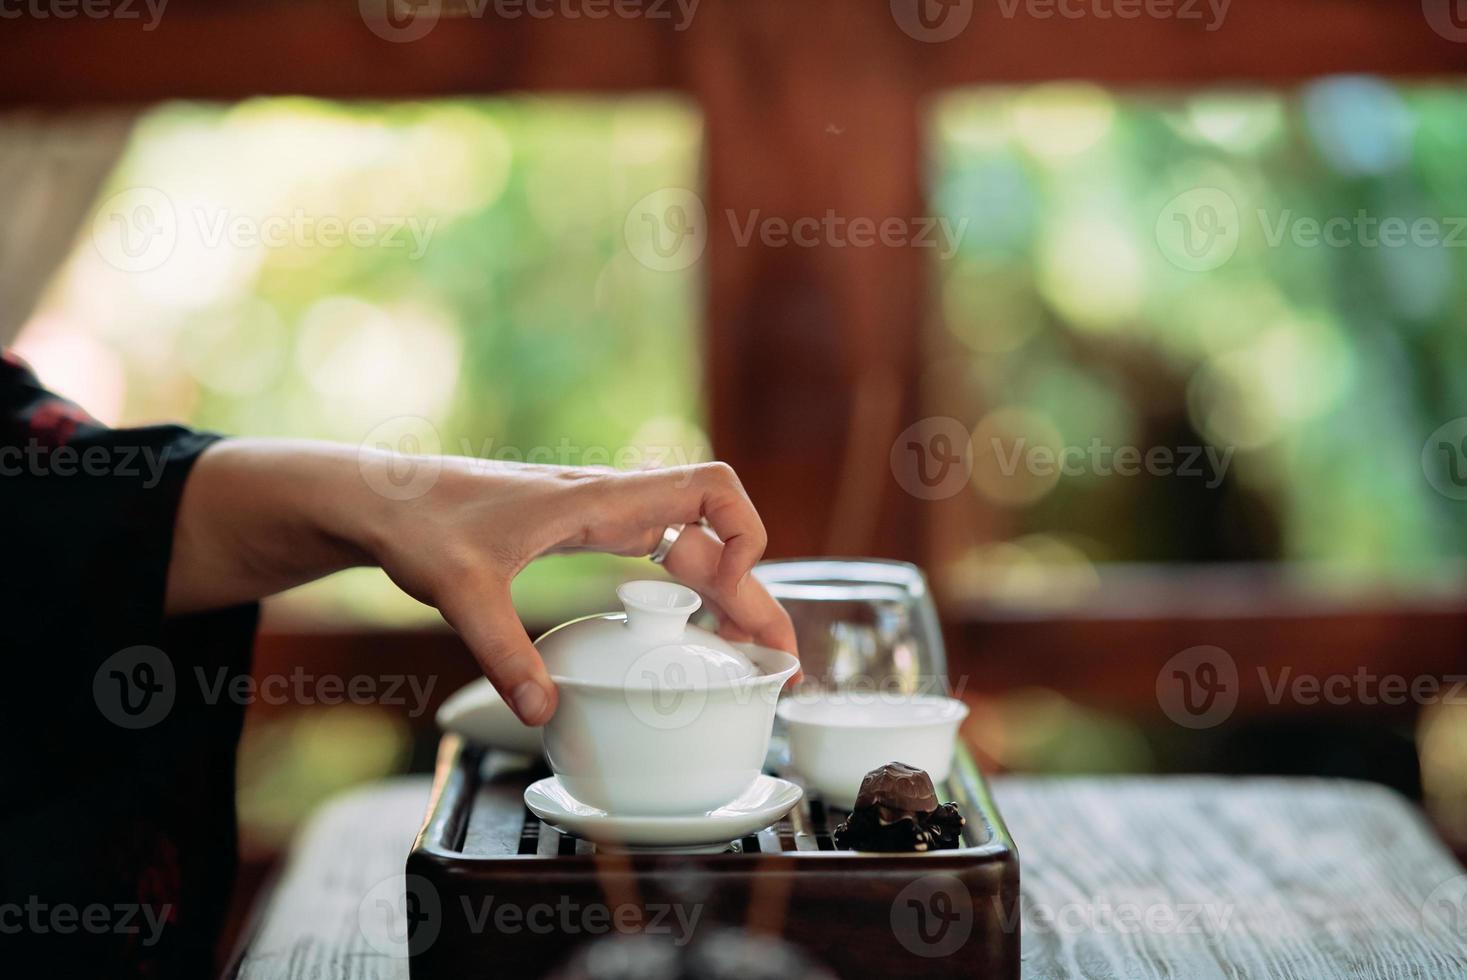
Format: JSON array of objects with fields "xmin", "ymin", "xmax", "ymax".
[{"xmin": 539, "ymin": 580, "xmax": 798, "ymax": 816}]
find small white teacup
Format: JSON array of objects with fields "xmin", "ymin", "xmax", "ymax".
[{"xmin": 777, "ymin": 691, "xmax": 970, "ymax": 808}]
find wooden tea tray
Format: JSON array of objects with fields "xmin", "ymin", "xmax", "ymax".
[{"xmin": 407, "ymin": 735, "xmax": 1020, "ymax": 977}]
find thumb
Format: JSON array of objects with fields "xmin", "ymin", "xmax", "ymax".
[{"xmin": 440, "ymin": 584, "xmax": 557, "ymax": 726}]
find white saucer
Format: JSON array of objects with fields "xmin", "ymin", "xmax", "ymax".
[
  {"xmin": 436, "ymin": 678, "xmax": 543, "ymax": 755},
  {"xmin": 524, "ymin": 774, "xmax": 803, "ymax": 851}
]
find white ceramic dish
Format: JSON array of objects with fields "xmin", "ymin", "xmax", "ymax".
[
  {"xmin": 777, "ymin": 693, "xmax": 970, "ymax": 808},
  {"xmin": 435, "ymin": 677, "xmax": 543, "ymax": 756},
  {"xmin": 524, "ymin": 773, "xmax": 802, "ymax": 851},
  {"xmin": 538, "ymin": 580, "xmax": 799, "ymax": 817}
]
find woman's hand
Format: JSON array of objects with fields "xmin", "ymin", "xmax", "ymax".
[
  {"xmin": 360, "ymin": 455, "xmax": 796, "ymax": 723},
  {"xmin": 169, "ymin": 440, "xmax": 797, "ymax": 724}
]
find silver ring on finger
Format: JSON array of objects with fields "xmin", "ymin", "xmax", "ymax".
[{"xmin": 648, "ymin": 523, "xmax": 685, "ymax": 564}]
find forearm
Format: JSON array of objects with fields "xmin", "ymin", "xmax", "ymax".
[{"xmin": 165, "ymin": 438, "xmax": 388, "ymax": 615}]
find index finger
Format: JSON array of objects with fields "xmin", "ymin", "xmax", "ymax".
[{"xmin": 438, "ymin": 581, "xmax": 558, "ymax": 726}]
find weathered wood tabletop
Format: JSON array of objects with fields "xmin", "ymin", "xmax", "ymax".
[{"xmin": 233, "ymin": 775, "xmax": 1467, "ymax": 979}]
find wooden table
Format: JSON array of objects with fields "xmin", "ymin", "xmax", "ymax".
[{"xmin": 232, "ymin": 776, "xmax": 1467, "ymax": 979}]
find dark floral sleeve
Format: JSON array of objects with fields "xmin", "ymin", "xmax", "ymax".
[{"xmin": 0, "ymin": 350, "xmax": 258, "ymax": 978}]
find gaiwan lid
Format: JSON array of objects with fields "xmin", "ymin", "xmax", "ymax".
[{"xmin": 537, "ymin": 580, "xmax": 757, "ymax": 689}]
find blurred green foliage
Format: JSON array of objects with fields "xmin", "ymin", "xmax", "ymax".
[
  {"xmin": 32, "ymin": 81, "xmax": 1467, "ymax": 636},
  {"xmin": 932, "ymin": 79, "xmax": 1467, "ymax": 582},
  {"xmin": 28, "ymin": 96, "xmax": 705, "ymax": 625}
]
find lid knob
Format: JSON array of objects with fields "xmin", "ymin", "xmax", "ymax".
[{"xmin": 616, "ymin": 580, "xmax": 701, "ymax": 640}]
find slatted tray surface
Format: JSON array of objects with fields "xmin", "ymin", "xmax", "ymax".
[
  {"xmin": 511, "ymin": 797, "xmax": 806, "ymax": 857},
  {"xmin": 504, "ymin": 766, "xmax": 962, "ymax": 858},
  {"xmin": 408, "ymin": 735, "xmax": 1020, "ymax": 978}
]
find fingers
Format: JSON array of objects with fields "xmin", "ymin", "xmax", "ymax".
[
  {"xmin": 663, "ymin": 523, "xmax": 799, "ymax": 660},
  {"xmin": 693, "ymin": 463, "xmax": 769, "ymax": 593},
  {"xmin": 609, "ymin": 463, "xmax": 768, "ymax": 594},
  {"xmin": 700, "ymin": 594, "xmax": 751, "ymax": 643},
  {"xmin": 439, "ymin": 583, "xmax": 557, "ymax": 726}
]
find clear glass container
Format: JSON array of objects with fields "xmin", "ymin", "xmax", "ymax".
[{"xmin": 751, "ymin": 558, "xmax": 950, "ymax": 697}]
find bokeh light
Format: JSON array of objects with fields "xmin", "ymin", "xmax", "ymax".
[
  {"xmin": 12, "ymin": 315, "xmax": 127, "ymax": 425},
  {"xmin": 1010, "ymin": 83, "xmax": 1116, "ymax": 161},
  {"xmin": 1179, "ymin": 92, "xmax": 1284, "ymax": 154},
  {"xmin": 930, "ymin": 80, "xmax": 1464, "ymax": 580},
  {"xmin": 16, "ymin": 95, "xmax": 704, "ymax": 625},
  {"xmin": 1037, "ymin": 212, "xmax": 1144, "ymax": 331},
  {"xmin": 1302, "ymin": 76, "xmax": 1414, "ymax": 177}
]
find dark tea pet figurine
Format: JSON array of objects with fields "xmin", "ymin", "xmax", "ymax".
[{"xmin": 833, "ymin": 761, "xmax": 965, "ymax": 852}]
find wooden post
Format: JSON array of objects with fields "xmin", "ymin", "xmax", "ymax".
[{"xmin": 690, "ymin": 2, "xmax": 928, "ymax": 559}]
